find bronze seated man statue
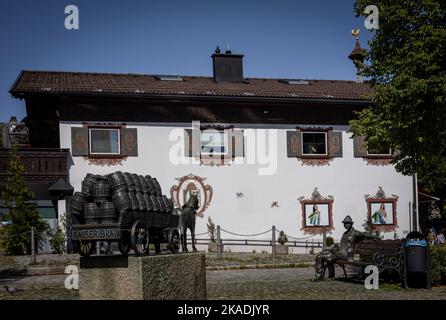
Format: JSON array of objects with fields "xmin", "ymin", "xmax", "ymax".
[{"xmin": 313, "ymin": 215, "xmax": 377, "ymax": 281}]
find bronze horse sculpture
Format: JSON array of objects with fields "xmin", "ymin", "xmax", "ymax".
[{"xmin": 174, "ymin": 194, "xmax": 199, "ymax": 252}]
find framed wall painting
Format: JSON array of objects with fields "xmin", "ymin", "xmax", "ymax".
[
  {"xmin": 365, "ymin": 187, "xmax": 398, "ymax": 232},
  {"xmin": 299, "ymin": 188, "xmax": 334, "ymax": 234}
]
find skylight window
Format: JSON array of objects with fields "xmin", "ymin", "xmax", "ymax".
[
  {"xmin": 156, "ymin": 76, "xmax": 184, "ymax": 82},
  {"xmin": 279, "ymin": 79, "xmax": 310, "ymax": 85}
]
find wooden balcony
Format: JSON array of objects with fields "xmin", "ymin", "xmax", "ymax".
[{"xmin": 0, "ymin": 148, "xmax": 70, "ymax": 183}]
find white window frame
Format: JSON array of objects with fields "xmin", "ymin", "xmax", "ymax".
[
  {"xmin": 89, "ymin": 128, "xmax": 121, "ymax": 155},
  {"xmin": 366, "ymin": 147, "xmax": 392, "ymax": 156},
  {"xmin": 301, "ymin": 131, "xmax": 328, "ymax": 156},
  {"xmin": 200, "ymin": 130, "xmax": 229, "ymax": 156}
]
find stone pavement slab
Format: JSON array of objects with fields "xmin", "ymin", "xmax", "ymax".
[{"xmin": 1, "ymin": 267, "xmax": 445, "ymax": 300}]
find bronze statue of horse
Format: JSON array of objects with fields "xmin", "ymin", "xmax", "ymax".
[{"xmin": 175, "ymin": 194, "xmax": 199, "ymax": 252}]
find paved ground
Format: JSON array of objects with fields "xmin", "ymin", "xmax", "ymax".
[
  {"xmin": 1, "ymin": 267, "xmax": 445, "ymax": 300},
  {"xmin": 207, "ymin": 267, "xmax": 446, "ymax": 300},
  {"xmin": 0, "ymin": 252, "xmax": 314, "ymax": 270},
  {"xmin": 0, "ymin": 274, "xmax": 78, "ymax": 300}
]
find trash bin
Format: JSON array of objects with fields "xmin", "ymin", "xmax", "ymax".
[{"xmin": 404, "ymin": 231, "xmax": 431, "ymax": 289}]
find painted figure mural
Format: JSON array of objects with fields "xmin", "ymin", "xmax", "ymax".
[
  {"xmin": 372, "ymin": 203, "xmax": 387, "ymax": 224},
  {"xmin": 308, "ymin": 204, "xmax": 321, "ymax": 225}
]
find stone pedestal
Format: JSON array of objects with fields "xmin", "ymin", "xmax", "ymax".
[
  {"xmin": 208, "ymin": 242, "xmax": 224, "ymax": 252},
  {"xmin": 79, "ymin": 252, "xmax": 206, "ymax": 300},
  {"xmin": 276, "ymin": 245, "xmax": 289, "ymax": 254}
]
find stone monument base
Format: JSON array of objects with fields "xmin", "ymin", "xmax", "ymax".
[{"xmin": 79, "ymin": 252, "xmax": 206, "ymax": 300}]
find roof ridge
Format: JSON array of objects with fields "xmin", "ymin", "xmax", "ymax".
[
  {"xmin": 18, "ymin": 70, "xmax": 366, "ymax": 84},
  {"xmin": 10, "ymin": 70, "xmax": 374, "ymax": 101}
]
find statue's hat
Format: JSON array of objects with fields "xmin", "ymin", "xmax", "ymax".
[{"xmin": 342, "ymin": 215, "xmax": 353, "ymax": 224}]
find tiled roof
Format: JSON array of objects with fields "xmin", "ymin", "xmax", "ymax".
[{"xmin": 10, "ymin": 71, "xmax": 374, "ymax": 101}]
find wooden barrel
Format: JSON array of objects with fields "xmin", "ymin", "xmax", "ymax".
[
  {"xmin": 135, "ymin": 193, "xmax": 147, "ymax": 211},
  {"xmin": 156, "ymin": 195, "xmax": 166, "ymax": 212},
  {"xmin": 128, "ymin": 191, "xmax": 139, "ymax": 211},
  {"xmin": 84, "ymin": 203, "xmax": 99, "ymax": 224},
  {"xmin": 81, "ymin": 174, "xmax": 97, "ymax": 196},
  {"xmin": 131, "ymin": 174, "xmax": 143, "ymax": 193},
  {"xmin": 139, "ymin": 175, "xmax": 150, "ymax": 194},
  {"xmin": 162, "ymin": 195, "xmax": 174, "ymax": 212},
  {"xmin": 97, "ymin": 202, "xmax": 118, "ymax": 223},
  {"xmin": 150, "ymin": 195, "xmax": 160, "ymax": 212},
  {"xmin": 143, "ymin": 194, "xmax": 153, "ymax": 211},
  {"xmin": 144, "ymin": 175, "xmax": 157, "ymax": 195},
  {"xmin": 93, "ymin": 178, "xmax": 111, "ymax": 203},
  {"xmin": 152, "ymin": 178, "xmax": 163, "ymax": 196},
  {"xmin": 112, "ymin": 189, "xmax": 132, "ymax": 213},
  {"xmin": 123, "ymin": 172, "xmax": 135, "ymax": 192},
  {"xmin": 108, "ymin": 171, "xmax": 126, "ymax": 191},
  {"xmin": 70, "ymin": 192, "xmax": 88, "ymax": 217}
]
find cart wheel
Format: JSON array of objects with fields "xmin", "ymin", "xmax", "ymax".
[
  {"xmin": 118, "ymin": 230, "xmax": 131, "ymax": 255},
  {"xmin": 75, "ymin": 240, "xmax": 95, "ymax": 257},
  {"xmin": 131, "ymin": 220, "xmax": 149, "ymax": 256},
  {"xmin": 168, "ymin": 229, "xmax": 180, "ymax": 254}
]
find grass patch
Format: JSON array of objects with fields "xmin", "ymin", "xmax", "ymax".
[{"xmin": 378, "ymin": 283, "xmax": 404, "ymax": 291}]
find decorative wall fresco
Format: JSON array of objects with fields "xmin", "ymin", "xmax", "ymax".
[
  {"xmin": 170, "ymin": 174, "xmax": 213, "ymax": 217},
  {"xmin": 298, "ymin": 188, "xmax": 334, "ymax": 234},
  {"xmin": 365, "ymin": 186, "xmax": 398, "ymax": 232}
]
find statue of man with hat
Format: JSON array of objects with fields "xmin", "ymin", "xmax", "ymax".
[{"xmin": 313, "ymin": 215, "xmax": 378, "ymax": 281}]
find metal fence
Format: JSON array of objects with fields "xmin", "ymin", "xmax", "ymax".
[{"xmin": 188, "ymin": 224, "xmax": 326, "ymax": 260}]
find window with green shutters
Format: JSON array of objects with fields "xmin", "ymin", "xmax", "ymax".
[
  {"xmin": 71, "ymin": 126, "xmax": 138, "ymax": 157},
  {"xmin": 287, "ymin": 128, "xmax": 343, "ymax": 159}
]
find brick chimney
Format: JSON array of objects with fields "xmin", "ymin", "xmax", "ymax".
[{"xmin": 212, "ymin": 46, "xmax": 244, "ymax": 83}]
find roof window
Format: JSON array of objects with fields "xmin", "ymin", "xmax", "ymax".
[
  {"xmin": 279, "ymin": 79, "xmax": 310, "ymax": 85},
  {"xmin": 156, "ymin": 76, "xmax": 184, "ymax": 82}
]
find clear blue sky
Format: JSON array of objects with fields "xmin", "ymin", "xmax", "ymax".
[{"xmin": 0, "ymin": 0, "xmax": 374, "ymax": 122}]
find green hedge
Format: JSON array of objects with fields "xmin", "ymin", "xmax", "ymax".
[{"xmin": 431, "ymin": 245, "xmax": 446, "ymax": 284}]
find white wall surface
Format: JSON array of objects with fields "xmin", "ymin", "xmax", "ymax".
[{"xmin": 60, "ymin": 122, "xmax": 413, "ymax": 245}]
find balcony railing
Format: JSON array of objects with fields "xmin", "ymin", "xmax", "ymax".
[{"xmin": 0, "ymin": 148, "xmax": 70, "ymax": 182}]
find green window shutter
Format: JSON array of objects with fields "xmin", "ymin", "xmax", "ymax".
[
  {"xmin": 353, "ymin": 135, "xmax": 367, "ymax": 157},
  {"xmin": 184, "ymin": 128, "xmax": 200, "ymax": 157},
  {"xmin": 184, "ymin": 129, "xmax": 192, "ymax": 157},
  {"xmin": 286, "ymin": 130, "xmax": 302, "ymax": 157},
  {"xmin": 71, "ymin": 127, "xmax": 89, "ymax": 156},
  {"xmin": 230, "ymin": 130, "xmax": 244, "ymax": 157},
  {"xmin": 328, "ymin": 131, "xmax": 343, "ymax": 157},
  {"xmin": 121, "ymin": 128, "xmax": 138, "ymax": 156}
]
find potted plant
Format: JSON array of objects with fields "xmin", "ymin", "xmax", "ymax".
[
  {"xmin": 325, "ymin": 236, "xmax": 334, "ymax": 249},
  {"xmin": 276, "ymin": 230, "xmax": 289, "ymax": 254}
]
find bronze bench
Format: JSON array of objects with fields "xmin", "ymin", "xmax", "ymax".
[{"xmin": 324, "ymin": 239, "xmax": 407, "ymax": 287}]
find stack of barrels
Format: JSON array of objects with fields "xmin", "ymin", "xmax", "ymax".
[
  {"xmin": 70, "ymin": 174, "xmax": 117, "ymax": 224},
  {"xmin": 70, "ymin": 171, "xmax": 174, "ymax": 225}
]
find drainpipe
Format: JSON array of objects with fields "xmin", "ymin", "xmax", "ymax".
[{"xmin": 412, "ymin": 173, "xmax": 419, "ymax": 232}]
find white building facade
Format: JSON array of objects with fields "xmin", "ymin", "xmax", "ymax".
[
  {"xmin": 59, "ymin": 122, "xmax": 412, "ymax": 245},
  {"xmin": 10, "ymin": 52, "xmax": 414, "ymax": 250}
]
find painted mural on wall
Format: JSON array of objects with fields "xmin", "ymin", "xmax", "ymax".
[
  {"xmin": 299, "ymin": 188, "xmax": 334, "ymax": 234},
  {"xmin": 306, "ymin": 203, "xmax": 329, "ymax": 226},
  {"xmin": 170, "ymin": 174, "xmax": 213, "ymax": 217},
  {"xmin": 365, "ymin": 187, "xmax": 398, "ymax": 232}
]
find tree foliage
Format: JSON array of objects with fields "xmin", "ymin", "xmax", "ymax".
[
  {"xmin": 49, "ymin": 213, "xmax": 68, "ymax": 254},
  {"xmin": 350, "ymin": 0, "xmax": 446, "ymax": 194},
  {"xmin": 0, "ymin": 145, "xmax": 48, "ymax": 255},
  {"xmin": 362, "ymin": 217, "xmax": 381, "ymax": 238}
]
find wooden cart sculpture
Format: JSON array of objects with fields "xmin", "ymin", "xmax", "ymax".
[{"xmin": 70, "ymin": 172, "xmax": 180, "ymax": 257}]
